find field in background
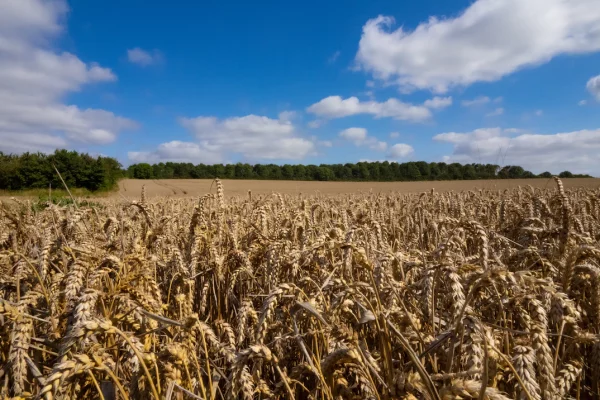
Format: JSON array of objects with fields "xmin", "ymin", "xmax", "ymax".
[{"xmin": 117, "ymin": 177, "xmax": 600, "ymax": 198}]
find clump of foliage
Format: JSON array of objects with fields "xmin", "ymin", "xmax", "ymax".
[{"xmin": 0, "ymin": 150, "xmax": 123, "ymax": 192}]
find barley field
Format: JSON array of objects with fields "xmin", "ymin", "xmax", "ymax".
[{"xmin": 1, "ymin": 177, "xmax": 600, "ymax": 399}]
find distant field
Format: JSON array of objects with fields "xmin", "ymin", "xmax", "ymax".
[{"xmin": 116, "ymin": 177, "xmax": 600, "ymax": 199}]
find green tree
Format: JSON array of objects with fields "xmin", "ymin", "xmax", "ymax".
[
  {"xmin": 282, "ymin": 165, "xmax": 295, "ymax": 180},
  {"xmin": 447, "ymin": 163, "xmax": 463, "ymax": 180},
  {"xmin": 235, "ymin": 163, "xmax": 254, "ymax": 179},
  {"xmin": 20, "ymin": 153, "xmax": 50, "ymax": 188},
  {"xmin": 358, "ymin": 163, "xmax": 370, "ymax": 180},
  {"xmin": 132, "ymin": 163, "xmax": 154, "ymax": 179},
  {"xmin": 316, "ymin": 166, "xmax": 335, "ymax": 181},
  {"xmin": 213, "ymin": 164, "xmax": 225, "ymax": 178},
  {"xmin": 222, "ymin": 164, "xmax": 235, "ymax": 179},
  {"xmin": 406, "ymin": 162, "xmax": 421, "ymax": 181},
  {"xmin": 415, "ymin": 161, "xmax": 430, "ymax": 180},
  {"xmin": 0, "ymin": 150, "xmax": 122, "ymax": 191},
  {"xmin": 507, "ymin": 166, "xmax": 525, "ymax": 179},
  {"xmin": 497, "ymin": 166, "xmax": 511, "ymax": 179},
  {"xmin": 559, "ymin": 171, "xmax": 574, "ymax": 178},
  {"xmin": 429, "ymin": 162, "xmax": 441, "ymax": 180},
  {"xmin": 267, "ymin": 164, "xmax": 282, "ymax": 180},
  {"xmin": 293, "ymin": 165, "xmax": 307, "ymax": 180},
  {"xmin": 463, "ymin": 164, "xmax": 477, "ymax": 180}
]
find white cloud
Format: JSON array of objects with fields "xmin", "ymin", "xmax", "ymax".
[
  {"xmin": 486, "ymin": 107, "xmax": 504, "ymax": 117},
  {"xmin": 327, "ymin": 50, "xmax": 341, "ymax": 64},
  {"xmin": 83, "ymin": 129, "xmax": 115, "ymax": 144},
  {"xmin": 387, "ymin": 143, "xmax": 414, "ymax": 159},
  {"xmin": 364, "ymin": 90, "xmax": 375, "ymax": 99},
  {"xmin": 579, "ymin": 100, "xmax": 587, "ymax": 106},
  {"xmin": 370, "ymin": 141, "xmax": 388, "ymax": 151},
  {"xmin": 339, "ymin": 127, "xmax": 387, "ymax": 151},
  {"xmin": 423, "ymin": 96, "xmax": 452, "ymax": 109},
  {"xmin": 132, "ymin": 114, "xmax": 316, "ymax": 164},
  {"xmin": 307, "ymin": 120, "xmax": 324, "ymax": 129},
  {"xmin": 0, "ymin": 0, "xmax": 66, "ymax": 42},
  {"xmin": 127, "ymin": 47, "xmax": 163, "ymax": 66},
  {"xmin": 587, "ymin": 75, "xmax": 600, "ymax": 100},
  {"xmin": 355, "ymin": 0, "xmax": 600, "ymax": 93},
  {"xmin": 389, "ymin": 132, "xmax": 400, "ymax": 138},
  {"xmin": 318, "ymin": 140, "xmax": 333, "ymax": 147},
  {"xmin": 0, "ymin": 104, "xmax": 135, "ymax": 144},
  {"xmin": 278, "ymin": 110, "xmax": 297, "ymax": 122},
  {"xmin": 0, "ymin": 132, "xmax": 68, "ymax": 155},
  {"xmin": 434, "ymin": 127, "xmax": 600, "ymax": 175},
  {"xmin": 0, "ymin": 0, "xmax": 136, "ymax": 153},
  {"xmin": 534, "ymin": 110, "xmax": 543, "ymax": 116},
  {"xmin": 307, "ymin": 95, "xmax": 432, "ymax": 121},
  {"xmin": 128, "ymin": 141, "xmax": 223, "ymax": 164},
  {"xmin": 359, "ymin": 159, "xmax": 385, "ymax": 163},
  {"xmin": 462, "ymin": 96, "xmax": 490, "ymax": 107},
  {"xmin": 176, "ymin": 114, "xmax": 315, "ymax": 161},
  {"xmin": 339, "ymin": 127, "xmax": 367, "ymax": 143}
]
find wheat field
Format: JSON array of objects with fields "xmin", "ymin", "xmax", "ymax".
[
  {"xmin": 1, "ymin": 177, "xmax": 600, "ymax": 399},
  {"xmin": 117, "ymin": 178, "xmax": 600, "ymax": 198}
]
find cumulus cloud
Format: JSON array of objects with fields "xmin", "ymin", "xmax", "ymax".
[
  {"xmin": 387, "ymin": 143, "xmax": 414, "ymax": 159},
  {"xmin": 127, "ymin": 47, "xmax": 163, "ymax": 66},
  {"xmin": 307, "ymin": 120, "xmax": 324, "ymax": 129},
  {"xmin": 423, "ymin": 96, "xmax": 452, "ymax": 109},
  {"xmin": 355, "ymin": 0, "xmax": 600, "ymax": 93},
  {"xmin": 0, "ymin": 0, "xmax": 136, "ymax": 153},
  {"xmin": 130, "ymin": 114, "xmax": 316, "ymax": 164},
  {"xmin": 389, "ymin": 132, "xmax": 400, "ymax": 138},
  {"xmin": 0, "ymin": 0, "xmax": 66, "ymax": 42},
  {"xmin": 339, "ymin": 127, "xmax": 387, "ymax": 151},
  {"xmin": 128, "ymin": 141, "xmax": 223, "ymax": 164},
  {"xmin": 278, "ymin": 110, "xmax": 297, "ymax": 122},
  {"xmin": 434, "ymin": 127, "xmax": 600, "ymax": 175},
  {"xmin": 0, "ymin": 132, "xmax": 68, "ymax": 155},
  {"xmin": 339, "ymin": 127, "xmax": 367, "ymax": 143},
  {"xmin": 462, "ymin": 96, "xmax": 490, "ymax": 107},
  {"xmin": 148, "ymin": 114, "xmax": 315, "ymax": 162},
  {"xmin": 369, "ymin": 141, "xmax": 388, "ymax": 152},
  {"xmin": 486, "ymin": 107, "xmax": 504, "ymax": 117},
  {"xmin": 579, "ymin": 100, "xmax": 587, "ymax": 106},
  {"xmin": 307, "ymin": 96, "xmax": 432, "ymax": 121},
  {"xmin": 587, "ymin": 75, "xmax": 600, "ymax": 100}
]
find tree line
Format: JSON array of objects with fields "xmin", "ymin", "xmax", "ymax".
[
  {"xmin": 0, "ymin": 150, "xmax": 123, "ymax": 191},
  {"xmin": 127, "ymin": 161, "xmax": 591, "ymax": 182},
  {"xmin": 0, "ymin": 150, "xmax": 591, "ymax": 192}
]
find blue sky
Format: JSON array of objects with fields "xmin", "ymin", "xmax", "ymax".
[{"xmin": 2, "ymin": 0, "xmax": 600, "ymax": 174}]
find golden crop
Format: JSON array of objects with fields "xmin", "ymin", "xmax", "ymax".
[{"xmin": 1, "ymin": 177, "xmax": 599, "ymax": 399}]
